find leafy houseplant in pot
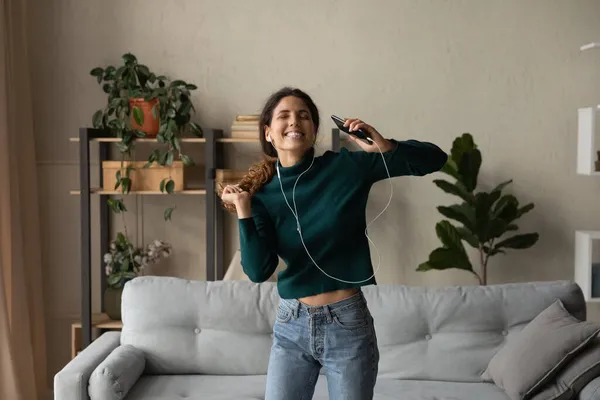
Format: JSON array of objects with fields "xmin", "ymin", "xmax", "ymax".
[
  {"xmin": 103, "ymin": 232, "xmax": 172, "ymax": 319},
  {"xmin": 417, "ymin": 133, "xmax": 539, "ymax": 285},
  {"xmin": 90, "ymin": 53, "xmax": 203, "ymax": 221}
]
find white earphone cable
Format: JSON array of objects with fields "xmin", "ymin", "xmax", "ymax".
[{"xmin": 276, "ymin": 138, "xmax": 393, "ymax": 284}]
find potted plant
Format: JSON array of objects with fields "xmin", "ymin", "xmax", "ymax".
[
  {"xmin": 417, "ymin": 133, "xmax": 539, "ymax": 285},
  {"xmin": 102, "ymin": 231, "xmax": 172, "ymax": 319},
  {"xmin": 90, "ymin": 53, "xmax": 203, "ymax": 221}
]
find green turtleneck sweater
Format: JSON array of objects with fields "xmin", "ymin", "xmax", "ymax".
[{"xmin": 238, "ymin": 138, "xmax": 447, "ymax": 299}]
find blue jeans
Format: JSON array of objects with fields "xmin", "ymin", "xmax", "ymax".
[{"xmin": 265, "ymin": 290, "xmax": 379, "ymax": 400}]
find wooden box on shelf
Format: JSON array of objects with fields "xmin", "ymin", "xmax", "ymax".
[
  {"xmin": 102, "ymin": 161, "xmax": 185, "ymax": 192},
  {"xmin": 215, "ymin": 169, "xmax": 246, "ymax": 192}
]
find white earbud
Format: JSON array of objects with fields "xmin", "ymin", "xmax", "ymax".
[{"xmin": 277, "ymin": 142, "xmax": 393, "ymax": 284}]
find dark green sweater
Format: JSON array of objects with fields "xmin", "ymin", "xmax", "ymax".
[{"xmin": 238, "ymin": 138, "xmax": 448, "ymax": 299}]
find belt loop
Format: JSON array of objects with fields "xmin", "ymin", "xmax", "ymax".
[
  {"xmin": 294, "ymin": 300, "xmax": 300, "ymax": 319},
  {"xmin": 324, "ymin": 305, "xmax": 332, "ymax": 323}
]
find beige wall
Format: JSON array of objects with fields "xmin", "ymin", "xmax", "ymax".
[{"xmin": 29, "ymin": 0, "xmax": 600, "ymax": 388}]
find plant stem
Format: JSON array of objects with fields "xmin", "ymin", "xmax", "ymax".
[
  {"xmin": 120, "ymin": 203, "xmax": 135, "ymax": 269},
  {"xmin": 479, "ymin": 246, "xmax": 487, "ymax": 285}
]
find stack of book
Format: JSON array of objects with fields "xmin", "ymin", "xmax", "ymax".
[{"xmin": 231, "ymin": 115, "xmax": 259, "ymax": 139}]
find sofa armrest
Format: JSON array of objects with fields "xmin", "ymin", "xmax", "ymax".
[
  {"xmin": 580, "ymin": 376, "xmax": 600, "ymax": 400},
  {"xmin": 54, "ymin": 332, "xmax": 121, "ymax": 400},
  {"xmin": 88, "ymin": 344, "xmax": 145, "ymax": 400}
]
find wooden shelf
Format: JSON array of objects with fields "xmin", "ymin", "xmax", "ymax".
[
  {"xmin": 71, "ymin": 313, "xmax": 122, "ymax": 359},
  {"xmin": 217, "ymin": 138, "xmax": 259, "ymax": 143},
  {"xmin": 69, "ymin": 137, "xmax": 260, "ymax": 143},
  {"xmin": 69, "ymin": 137, "xmax": 206, "ymax": 143},
  {"xmin": 72, "ymin": 313, "xmax": 122, "ymax": 329},
  {"xmin": 70, "ymin": 188, "xmax": 206, "ymax": 195}
]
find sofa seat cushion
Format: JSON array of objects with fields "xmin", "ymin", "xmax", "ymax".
[{"xmin": 125, "ymin": 375, "xmax": 510, "ymax": 400}]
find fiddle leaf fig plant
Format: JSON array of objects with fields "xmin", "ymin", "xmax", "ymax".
[{"xmin": 417, "ymin": 133, "xmax": 539, "ymax": 285}]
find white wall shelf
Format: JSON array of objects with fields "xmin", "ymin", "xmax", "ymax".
[
  {"xmin": 577, "ymin": 106, "xmax": 600, "ymax": 175},
  {"xmin": 575, "ymin": 230, "xmax": 600, "ymax": 303}
]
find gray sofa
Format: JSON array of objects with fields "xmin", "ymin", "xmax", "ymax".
[{"xmin": 54, "ymin": 276, "xmax": 600, "ymax": 399}]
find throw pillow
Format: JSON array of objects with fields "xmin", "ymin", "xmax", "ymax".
[
  {"xmin": 529, "ymin": 337, "xmax": 600, "ymax": 400},
  {"xmin": 481, "ymin": 299, "xmax": 600, "ymax": 400}
]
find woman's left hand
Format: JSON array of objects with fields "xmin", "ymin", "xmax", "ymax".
[{"xmin": 343, "ymin": 118, "xmax": 396, "ymax": 153}]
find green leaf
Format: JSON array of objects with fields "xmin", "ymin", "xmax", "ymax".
[
  {"xmin": 440, "ymin": 157, "xmax": 461, "ymax": 180},
  {"xmin": 492, "ymin": 194, "xmax": 518, "ymax": 220},
  {"xmin": 486, "ymin": 218, "xmax": 509, "ymax": 241},
  {"xmin": 145, "ymin": 149, "xmax": 158, "ymax": 168},
  {"xmin": 134, "ymin": 130, "xmax": 146, "ymax": 138},
  {"xmin": 494, "ymin": 233, "xmax": 539, "ymax": 250},
  {"xmin": 107, "ymin": 274, "xmax": 121, "ymax": 286},
  {"xmin": 159, "ymin": 178, "xmax": 167, "ymax": 193},
  {"xmin": 132, "ymin": 106, "xmax": 144, "ymax": 126},
  {"xmin": 433, "ymin": 179, "xmax": 473, "ymax": 203},
  {"xmin": 429, "ymin": 247, "xmax": 473, "ymax": 271},
  {"xmin": 417, "ymin": 262, "xmax": 435, "ymax": 271},
  {"xmin": 122, "ymin": 53, "xmax": 137, "ymax": 65},
  {"xmin": 517, "ymin": 203, "xmax": 534, "ymax": 218},
  {"xmin": 491, "ymin": 179, "xmax": 512, "ymax": 194},
  {"xmin": 121, "ymin": 257, "xmax": 130, "ymax": 273},
  {"xmin": 458, "ymin": 148, "xmax": 481, "ymax": 192},
  {"xmin": 92, "ymin": 110, "xmax": 103, "ymax": 128},
  {"xmin": 179, "ymin": 101, "xmax": 192, "ymax": 116},
  {"xmin": 151, "ymin": 104, "xmax": 158, "ymax": 119},
  {"xmin": 114, "ymin": 170, "xmax": 121, "ymax": 190},
  {"xmin": 450, "ymin": 133, "xmax": 476, "ymax": 165},
  {"xmin": 164, "ymin": 206, "xmax": 175, "ymax": 221},
  {"xmin": 123, "ymin": 271, "xmax": 137, "ymax": 280},
  {"xmin": 165, "ymin": 179, "xmax": 175, "ymax": 194},
  {"xmin": 457, "ymin": 227, "xmax": 479, "ymax": 248},
  {"xmin": 173, "ymin": 138, "xmax": 182, "ymax": 152},
  {"xmin": 435, "ymin": 221, "xmax": 465, "ymax": 252},
  {"xmin": 437, "ymin": 203, "xmax": 476, "ymax": 231},
  {"xmin": 170, "ymin": 79, "xmax": 186, "ymax": 88},
  {"xmin": 166, "ymin": 151, "xmax": 174, "ymax": 166},
  {"xmin": 181, "ymin": 154, "xmax": 194, "ymax": 166},
  {"xmin": 189, "ymin": 122, "xmax": 203, "ymax": 137},
  {"xmin": 186, "ymin": 84, "xmax": 198, "ymax": 90},
  {"xmin": 107, "ymin": 198, "xmax": 127, "ymax": 213},
  {"xmin": 120, "ymin": 177, "xmax": 131, "ymax": 194},
  {"xmin": 418, "ymin": 247, "xmax": 473, "ymax": 272},
  {"xmin": 90, "ymin": 67, "xmax": 104, "ymax": 77}
]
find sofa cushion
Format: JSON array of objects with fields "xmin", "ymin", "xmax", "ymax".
[
  {"xmin": 88, "ymin": 344, "xmax": 145, "ymax": 400},
  {"xmin": 530, "ymin": 337, "xmax": 600, "ymax": 400},
  {"xmin": 125, "ymin": 375, "xmax": 511, "ymax": 400},
  {"xmin": 481, "ymin": 300, "xmax": 600, "ymax": 400},
  {"xmin": 121, "ymin": 276, "xmax": 586, "ymax": 381}
]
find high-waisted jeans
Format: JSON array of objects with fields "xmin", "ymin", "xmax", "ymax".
[{"xmin": 265, "ymin": 290, "xmax": 379, "ymax": 400}]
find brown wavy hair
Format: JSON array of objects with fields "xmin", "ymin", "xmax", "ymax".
[{"xmin": 219, "ymin": 87, "xmax": 320, "ymax": 213}]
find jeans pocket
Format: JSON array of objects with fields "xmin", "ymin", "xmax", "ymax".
[
  {"xmin": 276, "ymin": 303, "xmax": 293, "ymax": 323},
  {"xmin": 332, "ymin": 304, "xmax": 369, "ymax": 330}
]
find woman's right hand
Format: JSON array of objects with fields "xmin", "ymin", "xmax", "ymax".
[{"xmin": 221, "ymin": 184, "xmax": 252, "ymax": 218}]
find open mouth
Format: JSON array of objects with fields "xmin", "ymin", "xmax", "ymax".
[{"xmin": 284, "ymin": 131, "xmax": 305, "ymax": 139}]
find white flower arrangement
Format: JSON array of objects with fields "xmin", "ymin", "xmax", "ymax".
[{"xmin": 103, "ymin": 232, "xmax": 172, "ymax": 289}]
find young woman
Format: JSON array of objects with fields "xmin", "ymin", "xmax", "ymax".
[{"xmin": 220, "ymin": 87, "xmax": 447, "ymax": 400}]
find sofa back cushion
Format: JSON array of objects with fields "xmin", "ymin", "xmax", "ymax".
[
  {"xmin": 366, "ymin": 280, "xmax": 586, "ymax": 382},
  {"xmin": 120, "ymin": 276, "xmax": 585, "ymax": 381}
]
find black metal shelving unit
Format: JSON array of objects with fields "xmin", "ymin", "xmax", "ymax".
[{"xmin": 75, "ymin": 127, "xmax": 236, "ymax": 349}]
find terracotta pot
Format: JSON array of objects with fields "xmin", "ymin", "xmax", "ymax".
[
  {"xmin": 103, "ymin": 287, "xmax": 122, "ymax": 320},
  {"xmin": 129, "ymin": 97, "xmax": 160, "ymax": 137}
]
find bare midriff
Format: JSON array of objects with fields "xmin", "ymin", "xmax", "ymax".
[{"xmin": 298, "ymin": 287, "xmax": 360, "ymax": 306}]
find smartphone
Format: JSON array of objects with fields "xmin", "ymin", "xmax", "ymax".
[{"xmin": 331, "ymin": 115, "xmax": 372, "ymax": 143}]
